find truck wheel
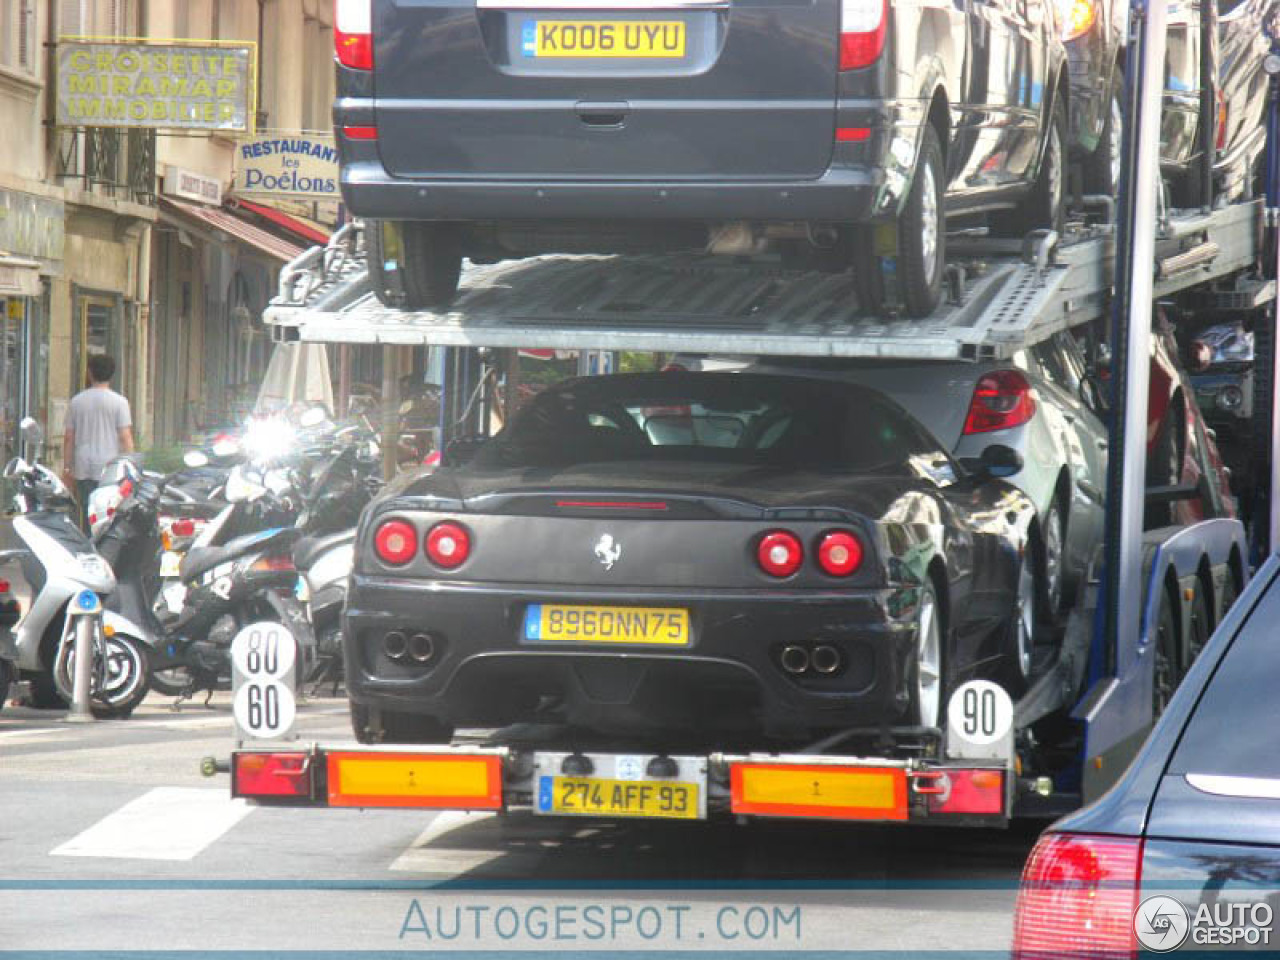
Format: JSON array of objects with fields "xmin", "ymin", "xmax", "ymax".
[
  {"xmin": 351, "ymin": 701, "xmax": 454, "ymax": 745},
  {"xmin": 1084, "ymin": 71, "xmax": 1123, "ymax": 195},
  {"xmin": 366, "ymin": 221, "xmax": 463, "ymax": 310},
  {"xmin": 908, "ymin": 581, "xmax": 945, "ymax": 727},
  {"xmin": 1186, "ymin": 581, "xmax": 1211, "ymax": 666},
  {"xmin": 992, "ymin": 94, "xmax": 1066, "ymax": 237},
  {"xmin": 1152, "ymin": 587, "xmax": 1180, "ymax": 719}
]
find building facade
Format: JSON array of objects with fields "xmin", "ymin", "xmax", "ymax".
[{"xmin": 0, "ymin": 0, "xmax": 337, "ymax": 464}]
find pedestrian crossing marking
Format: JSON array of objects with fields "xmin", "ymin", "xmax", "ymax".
[{"xmin": 51, "ymin": 786, "xmax": 254, "ymax": 861}]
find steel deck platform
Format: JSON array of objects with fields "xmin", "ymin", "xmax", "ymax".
[{"xmin": 265, "ymin": 200, "xmax": 1267, "ymax": 360}]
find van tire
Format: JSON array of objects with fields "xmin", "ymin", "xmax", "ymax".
[
  {"xmin": 897, "ymin": 125, "xmax": 946, "ymax": 318},
  {"xmin": 993, "ymin": 94, "xmax": 1067, "ymax": 236},
  {"xmin": 366, "ymin": 220, "xmax": 462, "ymax": 310}
]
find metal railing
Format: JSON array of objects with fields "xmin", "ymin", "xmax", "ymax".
[{"xmin": 55, "ymin": 128, "xmax": 157, "ymax": 206}]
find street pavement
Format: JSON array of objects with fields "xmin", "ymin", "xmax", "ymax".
[{"xmin": 0, "ymin": 690, "xmax": 1043, "ymax": 954}]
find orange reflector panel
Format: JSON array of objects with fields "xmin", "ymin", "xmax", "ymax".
[
  {"xmin": 730, "ymin": 763, "xmax": 908, "ymax": 820},
  {"xmin": 327, "ymin": 752, "xmax": 502, "ymax": 809}
]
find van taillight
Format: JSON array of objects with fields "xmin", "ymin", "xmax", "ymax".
[
  {"xmin": 963, "ymin": 370, "xmax": 1037, "ymax": 434},
  {"xmin": 839, "ymin": 0, "xmax": 887, "ymax": 71},
  {"xmin": 335, "ymin": 0, "xmax": 373, "ymax": 70},
  {"xmin": 1011, "ymin": 832, "xmax": 1142, "ymax": 959}
]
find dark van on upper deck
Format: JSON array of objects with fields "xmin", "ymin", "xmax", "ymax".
[{"xmin": 332, "ymin": 0, "xmax": 1069, "ymax": 318}]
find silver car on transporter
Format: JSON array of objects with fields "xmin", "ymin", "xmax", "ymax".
[{"xmin": 753, "ymin": 331, "xmax": 1109, "ymax": 686}]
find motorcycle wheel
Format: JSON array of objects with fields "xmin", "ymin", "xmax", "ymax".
[{"xmin": 55, "ymin": 632, "xmax": 152, "ymax": 719}]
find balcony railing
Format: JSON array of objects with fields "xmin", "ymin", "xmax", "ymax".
[{"xmin": 55, "ymin": 128, "xmax": 157, "ymax": 206}]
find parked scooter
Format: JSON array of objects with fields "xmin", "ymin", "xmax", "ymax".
[
  {"xmin": 292, "ymin": 434, "xmax": 382, "ymax": 690},
  {"xmin": 94, "ymin": 456, "xmax": 314, "ymax": 700},
  {"xmin": 0, "ymin": 419, "xmax": 151, "ymax": 717}
]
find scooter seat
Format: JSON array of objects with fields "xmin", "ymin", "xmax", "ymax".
[
  {"xmin": 181, "ymin": 528, "xmax": 301, "ymax": 582},
  {"xmin": 293, "ymin": 530, "xmax": 355, "ymax": 572}
]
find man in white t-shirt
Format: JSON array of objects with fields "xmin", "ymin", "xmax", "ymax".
[{"xmin": 62, "ymin": 354, "xmax": 134, "ymax": 527}]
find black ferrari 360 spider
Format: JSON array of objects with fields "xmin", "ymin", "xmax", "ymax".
[{"xmin": 344, "ymin": 373, "xmax": 1043, "ymax": 748}]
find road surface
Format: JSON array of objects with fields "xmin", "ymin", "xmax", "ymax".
[{"xmin": 0, "ymin": 691, "xmax": 1042, "ymax": 954}]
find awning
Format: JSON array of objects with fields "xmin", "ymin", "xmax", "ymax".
[
  {"xmin": 228, "ymin": 197, "xmax": 330, "ymax": 247},
  {"xmin": 0, "ymin": 254, "xmax": 42, "ymax": 298},
  {"xmin": 159, "ymin": 197, "xmax": 304, "ymax": 263}
]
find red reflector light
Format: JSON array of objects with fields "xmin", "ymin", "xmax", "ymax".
[
  {"xmin": 0, "ymin": 579, "xmax": 9, "ymax": 593},
  {"xmin": 171, "ymin": 518, "xmax": 196, "ymax": 538},
  {"xmin": 374, "ymin": 519, "xmax": 417, "ymax": 566},
  {"xmin": 816, "ymin": 530, "xmax": 863, "ymax": 576},
  {"xmin": 963, "ymin": 369, "xmax": 1037, "ymax": 434},
  {"xmin": 233, "ymin": 752, "xmax": 313, "ymax": 799},
  {"xmin": 342, "ymin": 125, "xmax": 378, "ymax": 140},
  {"xmin": 839, "ymin": 0, "xmax": 887, "ymax": 70},
  {"xmin": 757, "ymin": 531, "xmax": 803, "ymax": 578},
  {"xmin": 555, "ymin": 501, "xmax": 669, "ymax": 511},
  {"xmin": 119, "ymin": 478, "xmax": 134, "ymax": 499},
  {"xmin": 836, "ymin": 127, "xmax": 872, "ymax": 143},
  {"xmin": 335, "ymin": 0, "xmax": 373, "ymax": 70},
  {"xmin": 425, "ymin": 521, "xmax": 471, "ymax": 569},
  {"xmin": 918, "ymin": 769, "xmax": 1006, "ymax": 815},
  {"xmin": 1012, "ymin": 832, "xmax": 1143, "ymax": 959}
]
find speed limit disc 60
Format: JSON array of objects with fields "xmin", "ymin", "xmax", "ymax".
[{"xmin": 233, "ymin": 679, "xmax": 297, "ymax": 740}]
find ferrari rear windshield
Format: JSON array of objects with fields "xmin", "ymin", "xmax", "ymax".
[{"xmin": 470, "ymin": 373, "xmax": 945, "ymax": 473}]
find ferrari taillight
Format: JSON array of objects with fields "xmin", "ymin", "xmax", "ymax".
[
  {"xmin": 963, "ymin": 370, "xmax": 1037, "ymax": 434},
  {"xmin": 839, "ymin": 0, "xmax": 887, "ymax": 71},
  {"xmin": 817, "ymin": 531, "xmax": 863, "ymax": 577},
  {"xmin": 373, "ymin": 520, "xmax": 417, "ymax": 566},
  {"xmin": 757, "ymin": 531, "xmax": 803, "ymax": 578},
  {"xmin": 425, "ymin": 522, "xmax": 471, "ymax": 569},
  {"xmin": 335, "ymin": 0, "xmax": 373, "ymax": 70},
  {"xmin": 1011, "ymin": 832, "xmax": 1143, "ymax": 959}
]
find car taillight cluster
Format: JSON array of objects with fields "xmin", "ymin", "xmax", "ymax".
[
  {"xmin": 963, "ymin": 369, "xmax": 1037, "ymax": 434},
  {"xmin": 756, "ymin": 529, "xmax": 864, "ymax": 579},
  {"xmin": 335, "ymin": 0, "xmax": 373, "ymax": 70},
  {"xmin": 839, "ymin": 0, "xmax": 887, "ymax": 71},
  {"xmin": 374, "ymin": 519, "xmax": 472, "ymax": 569},
  {"xmin": 1011, "ymin": 832, "xmax": 1143, "ymax": 959}
]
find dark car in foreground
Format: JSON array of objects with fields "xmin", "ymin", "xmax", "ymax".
[
  {"xmin": 344, "ymin": 372, "xmax": 1041, "ymax": 746},
  {"xmin": 1011, "ymin": 553, "xmax": 1280, "ymax": 958},
  {"xmin": 334, "ymin": 0, "xmax": 1068, "ymax": 318}
]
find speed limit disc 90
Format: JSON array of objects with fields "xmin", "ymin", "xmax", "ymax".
[{"xmin": 231, "ymin": 621, "xmax": 297, "ymax": 680}]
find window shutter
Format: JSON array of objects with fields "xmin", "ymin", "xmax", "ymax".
[
  {"xmin": 59, "ymin": 0, "xmax": 82, "ymax": 38},
  {"xmin": 17, "ymin": 0, "xmax": 32, "ymax": 70}
]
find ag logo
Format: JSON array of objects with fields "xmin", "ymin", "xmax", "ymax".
[
  {"xmin": 1135, "ymin": 895, "xmax": 1191, "ymax": 952},
  {"xmin": 594, "ymin": 534, "xmax": 622, "ymax": 571}
]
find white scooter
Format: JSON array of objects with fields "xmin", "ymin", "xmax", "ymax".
[{"xmin": 0, "ymin": 419, "xmax": 151, "ymax": 717}]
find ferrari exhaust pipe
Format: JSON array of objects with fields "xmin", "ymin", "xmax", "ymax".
[
  {"xmin": 780, "ymin": 645, "xmax": 810, "ymax": 675},
  {"xmin": 383, "ymin": 631, "xmax": 408, "ymax": 661},
  {"xmin": 811, "ymin": 645, "xmax": 842, "ymax": 675},
  {"xmin": 408, "ymin": 632, "xmax": 435, "ymax": 663}
]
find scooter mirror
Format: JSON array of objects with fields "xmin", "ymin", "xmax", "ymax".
[{"xmin": 184, "ymin": 450, "xmax": 210, "ymax": 468}]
